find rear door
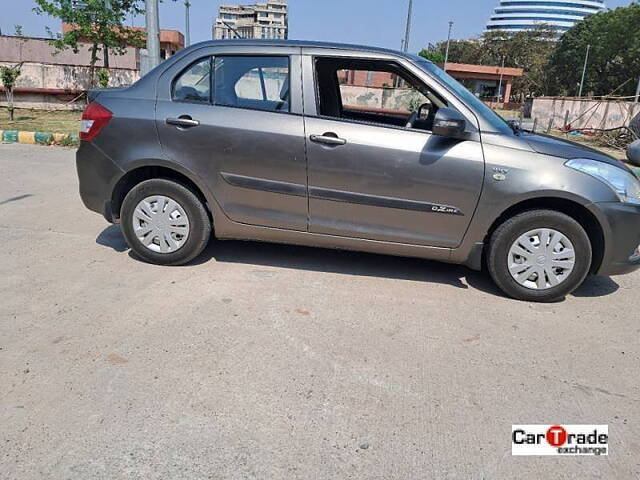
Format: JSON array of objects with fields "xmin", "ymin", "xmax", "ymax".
[
  {"xmin": 301, "ymin": 51, "xmax": 485, "ymax": 248},
  {"xmin": 155, "ymin": 46, "xmax": 308, "ymax": 231}
]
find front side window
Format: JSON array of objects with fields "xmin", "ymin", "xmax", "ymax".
[
  {"xmin": 173, "ymin": 57, "xmax": 212, "ymax": 103},
  {"xmin": 315, "ymin": 57, "xmax": 442, "ymax": 131},
  {"xmin": 214, "ymin": 56, "xmax": 290, "ymax": 112}
]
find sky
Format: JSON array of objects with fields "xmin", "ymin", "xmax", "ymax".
[{"xmin": 0, "ymin": 0, "xmax": 632, "ymax": 54}]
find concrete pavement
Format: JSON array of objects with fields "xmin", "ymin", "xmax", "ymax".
[{"xmin": 1, "ymin": 144, "xmax": 639, "ymax": 479}]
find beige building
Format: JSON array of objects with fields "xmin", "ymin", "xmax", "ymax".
[{"xmin": 213, "ymin": 0, "xmax": 288, "ymax": 40}]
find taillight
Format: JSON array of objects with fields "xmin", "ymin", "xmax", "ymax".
[{"xmin": 80, "ymin": 102, "xmax": 113, "ymax": 142}]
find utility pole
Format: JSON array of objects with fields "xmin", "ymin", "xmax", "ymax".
[
  {"xmin": 403, "ymin": 0, "xmax": 413, "ymax": 52},
  {"xmin": 444, "ymin": 21, "xmax": 454, "ymax": 71},
  {"xmin": 496, "ymin": 56, "xmax": 505, "ymax": 105},
  {"xmin": 184, "ymin": 1, "xmax": 191, "ymax": 47},
  {"xmin": 635, "ymin": 76, "xmax": 640, "ymax": 103},
  {"xmin": 578, "ymin": 44, "xmax": 590, "ymax": 98},
  {"xmin": 145, "ymin": 0, "xmax": 161, "ymax": 69}
]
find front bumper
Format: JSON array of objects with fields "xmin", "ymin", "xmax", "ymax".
[
  {"xmin": 76, "ymin": 142, "xmax": 123, "ymax": 223},
  {"xmin": 595, "ymin": 201, "xmax": 640, "ymax": 276}
]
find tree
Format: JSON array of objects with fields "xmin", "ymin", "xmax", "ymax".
[
  {"xmin": 1, "ymin": 64, "xmax": 23, "ymax": 121},
  {"xmin": 33, "ymin": 0, "xmax": 145, "ymax": 85},
  {"xmin": 430, "ymin": 39, "xmax": 483, "ymax": 65},
  {"xmin": 547, "ymin": 4, "xmax": 640, "ymax": 97},
  {"xmin": 97, "ymin": 68, "xmax": 110, "ymax": 88},
  {"xmin": 14, "ymin": 25, "xmax": 24, "ymax": 36},
  {"xmin": 418, "ymin": 48, "xmax": 445, "ymax": 65},
  {"xmin": 423, "ymin": 25, "xmax": 557, "ymax": 100},
  {"xmin": 485, "ymin": 26, "xmax": 557, "ymax": 99}
]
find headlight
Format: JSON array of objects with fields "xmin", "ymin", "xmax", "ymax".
[{"xmin": 565, "ymin": 158, "xmax": 640, "ymax": 205}]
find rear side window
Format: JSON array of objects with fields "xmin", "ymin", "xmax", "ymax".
[
  {"xmin": 213, "ymin": 56, "xmax": 290, "ymax": 112},
  {"xmin": 173, "ymin": 57, "xmax": 212, "ymax": 103}
]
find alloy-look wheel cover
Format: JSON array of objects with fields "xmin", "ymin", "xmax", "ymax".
[
  {"xmin": 507, "ymin": 228, "xmax": 576, "ymax": 290},
  {"xmin": 132, "ymin": 195, "xmax": 190, "ymax": 254}
]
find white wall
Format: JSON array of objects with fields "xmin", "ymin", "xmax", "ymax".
[{"xmin": 532, "ymin": 97, "xmax": 640, "ymax": 131}]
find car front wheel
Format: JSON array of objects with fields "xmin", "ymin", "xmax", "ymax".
[
  {"xmin": 120, "ymin": 178, "xmax": 211, "ymax": 265},
  {"xmin": 487, "ymin": 210, "xmax": 592, "ymax": 302}
]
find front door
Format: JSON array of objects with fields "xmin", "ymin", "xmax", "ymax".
[
  {"xmin": 156, "ymin": 50, "xmax": 308, "ymax": 231},
  {"xmin": 302, "ymin": 54, "xmax": 485, "ymax": 248}
]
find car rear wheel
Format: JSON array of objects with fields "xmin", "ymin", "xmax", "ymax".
[
  {"xmin": 487, "ymin": 210, "xmax": 592, "ymax": 302},
  {"xmin": 120, "ymin": 179, "xmax": 211, "ymax": 265}
]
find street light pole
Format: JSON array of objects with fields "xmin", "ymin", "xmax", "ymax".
[
  {"xmin": 403, "ymin": 0, "xmax": 413, "ymax": 52},
  {"xmin": 496, "ymin": 56, "xmax": 505, "ymax": 105},
  {"xmin": 578, "ymin": 44, "xmax": 591, "ymax": 98},
  {"xmin": 185, "ymin": 1, "xmax": 191, "ymax": 47},
  {"xmin": 444, "ymin": 21, "xmax": 454, "ymax": 71},
  {"xmin": 145, "ymin": 0, "xmax": 161, "ymax": 69}
]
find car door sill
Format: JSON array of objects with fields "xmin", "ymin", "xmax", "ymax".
[{"xmin": 215, "ymin": 216, "xmax": 453, "ymax": 263}]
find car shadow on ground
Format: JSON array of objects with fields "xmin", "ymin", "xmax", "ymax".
[
  {"xmin": 96, "ymin": 224, "xmax": 129, "ymax": 252},
  {"xmin": 96, "ymin": 224, "xmax": 619, "ymax": 300}
]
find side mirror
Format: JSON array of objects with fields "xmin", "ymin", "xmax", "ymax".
[{"xmin": 433, "ymin": 107, "xmax": 466, "ymax": 139}]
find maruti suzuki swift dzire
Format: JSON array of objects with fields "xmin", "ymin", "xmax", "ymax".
[{"xmin": 77, "ymin": 40, "xmax": 640, "ymax": 302}]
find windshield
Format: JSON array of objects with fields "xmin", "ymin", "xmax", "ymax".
[{"xmin": 413, "ymin": 58, "xmax": 514, "ymax": 136}]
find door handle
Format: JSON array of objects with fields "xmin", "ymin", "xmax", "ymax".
[
  {"xmin": 310, "ymin": 133, "xmax": 347, "ymax": 146},
  {"xmin": 166, "ymin": 116, "xmax": 200, "ymax": 128}
]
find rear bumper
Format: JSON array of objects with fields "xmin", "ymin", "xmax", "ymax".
[
  {"xmin": 76, "ymin": 142, "xmax": 123, "ymax": 223},
  {"xmin": 595, "ymin": 201, "xmax": 640, "ymax": 276}
]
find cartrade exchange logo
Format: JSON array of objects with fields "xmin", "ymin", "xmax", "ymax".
[{"xmin": 512, "ymin": 425, "xmax": 608, "ymax": 456}]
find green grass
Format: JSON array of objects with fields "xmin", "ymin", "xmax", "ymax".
[{"xmin": 0, "ymin": 107, "xmax": 81, "ymax": 135}]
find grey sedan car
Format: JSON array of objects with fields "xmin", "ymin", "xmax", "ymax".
[{"xmin": 77, "ymin": 40, "xmax": 640, "ymax": 302}]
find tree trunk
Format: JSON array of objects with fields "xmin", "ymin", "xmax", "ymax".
[
  {"xmin": 6, "ymin": 90, "xmax": 14, "ymax": 121},
  {"xmin": 89, "ymin": 43, "xmax": 99, "ymax": 88}
]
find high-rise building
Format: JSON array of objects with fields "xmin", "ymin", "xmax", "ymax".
[
  {"xmin": 485, "ymin": 0, "xmax": 607, "ymax": 34},
  {"xmin": 213, "ymin": 1, "xmax": 288, "ymax": 40}
]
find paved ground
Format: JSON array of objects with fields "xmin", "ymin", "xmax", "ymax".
[{"xmin": 1, "ymin": 143, "xmax": 639, "ymax": 479}]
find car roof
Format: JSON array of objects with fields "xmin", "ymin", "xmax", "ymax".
[{"xmin": 188, "ymin": 39, "xmax": 424, "ymax": 61}]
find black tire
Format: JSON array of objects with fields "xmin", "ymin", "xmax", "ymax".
[
  {"xmin": 487, "ymin": 210, "xmax": 592, "ymax": 302},
  {"xmin": 120, "ymin": 178, "xmax": 211, "ymax": 266}
]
